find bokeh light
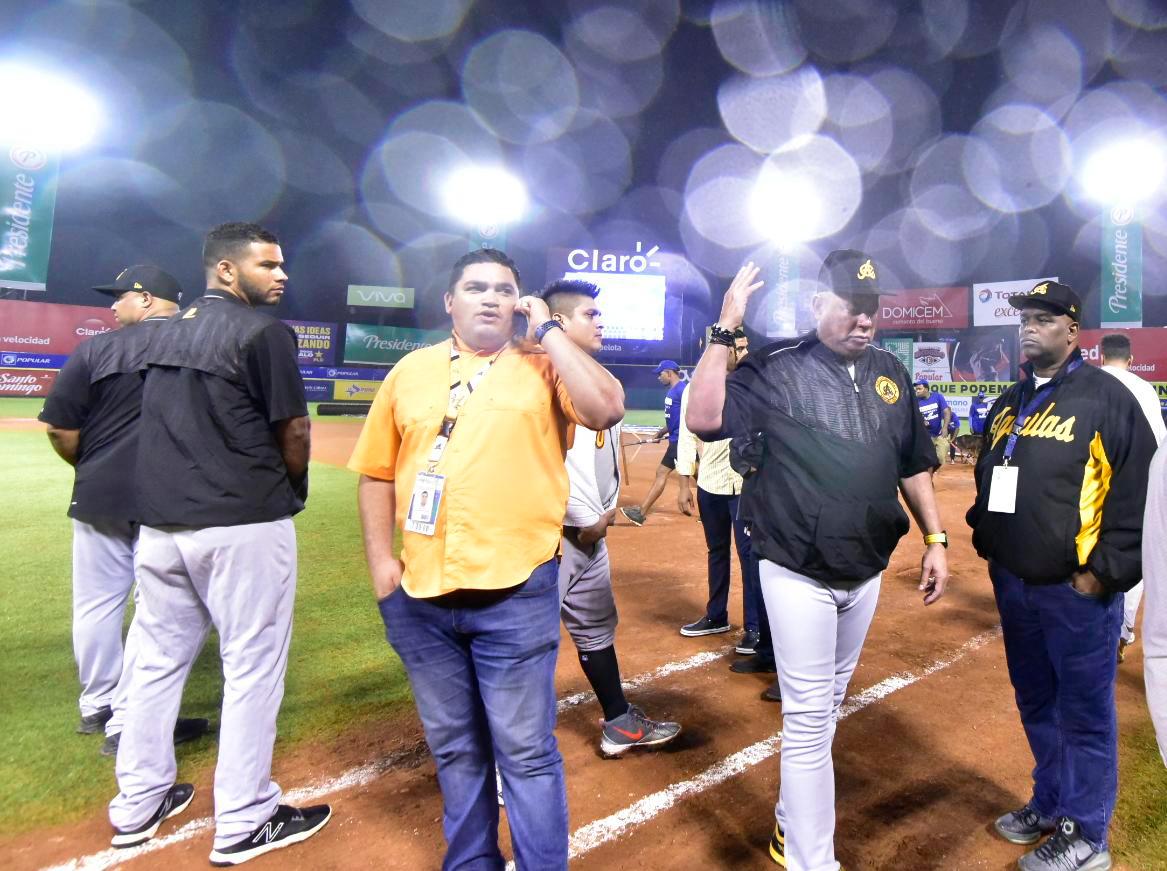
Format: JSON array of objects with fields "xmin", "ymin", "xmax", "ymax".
[
  {"xmin": 0, "ymin": 63, "xmax": 102, "ymax": 150},
  {"xmin": 1080, "ymin": 138, "xmax": 1167, "ymax": 205},
  {"xmin": 441, "ymin": 165, "xmax": 529, "ymax": 228}
]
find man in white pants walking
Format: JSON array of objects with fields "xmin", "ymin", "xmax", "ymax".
[
  {"xmin": 1098, "ymin": 333, "xmax": 1167, "ymax": 663},
  {"xmin": 686, "ymin": 251, "xmax": 949, "ymax": 871}
]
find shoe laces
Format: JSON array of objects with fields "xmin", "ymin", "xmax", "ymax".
[
  {"xmin": 1017, "ymin": 805, "xmax": 1044, "ymax": 829},
  {"xmin": 1032, "ymin": 819, "xmax": 1088, "ymax": 869}
]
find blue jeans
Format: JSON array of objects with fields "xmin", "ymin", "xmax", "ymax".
[
  {"xmin": 697, "ymin": 488, "xmax": 760, "ymax": 630},
  {"xmin": 990, "ymin": 563, "xmax": 1123, "ymax": 849},
  {"xmin": 379, "ymin": 559, "xmax": 567, "ymax": 870}
]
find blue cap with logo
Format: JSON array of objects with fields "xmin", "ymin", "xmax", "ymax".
[{"xmin": 653, "ymin": 359, "xmax": 680, "ymax": 374}]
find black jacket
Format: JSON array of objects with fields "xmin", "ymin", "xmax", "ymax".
[
  {"xmin": 708, "ymin": 332, "xmax": 938, "ymax": 583},
  {"xmin": 965, "ymin": 350, "xmax": 1155, "ymax": 592}
]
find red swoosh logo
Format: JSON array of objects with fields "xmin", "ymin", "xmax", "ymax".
[{"xmin": 610, "ymin": 725, "xmax": 644, "ymax": 740}]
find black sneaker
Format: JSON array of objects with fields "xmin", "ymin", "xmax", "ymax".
[
  {"xmin": 680, "ymin": 617, "xmax": 731, "ymax": 637},
  {"xmin": 730, "ymin": 655, "xmax": 777, "ymax": 674},
  {"xmin": 736, "ymin": 630, "xmax": 760, "ymax": 655},
  {"xmin": 620, "ymin": 506, "xmax": 646, "ymax": 526},
  {"xmin": 208, "ymin": 804, "xmax": 332, "ymax": 866},
  {"xmin": 101, "ymin": 717, "xmax": 213, "ymax": 757},
  {"xmin": 600, "ymin": 705, "xmax": 682, "ymax": 757},
  {"xmin": 77, "ymin": 706, "xmax": 112, "ymax": 735},
  {"xmin": 1018, "ymin": 818, "xmax": 1112, "ymax": 871},
  {"xmin": 761, "ymin": 678, "xmax": 782, "ymax": 703},
  {"xmin": 111, "ymin": 783, "xmax": 195, "ymax": 848}
]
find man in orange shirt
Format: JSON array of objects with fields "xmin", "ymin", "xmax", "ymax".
[{"xmin": 349, "ymin": 248, "xmax": 624, "ymax": 869}]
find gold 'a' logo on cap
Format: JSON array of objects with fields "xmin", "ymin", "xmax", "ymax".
[
  {"xmin": 857, "ymin": 260, "xmax": 876, "ymax": 281},
  {"xmin": 132, "ymin": 281, "xmax": 143, "ymax": 289},
  {"xmin": 875, "ymin": 375, "xmax": 899, "ymax": 404},
  {"xmin": 1031, "ymin": 283, "xmax": 1049, "ymax": 295}
]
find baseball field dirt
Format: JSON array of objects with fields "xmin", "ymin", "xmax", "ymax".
[{"xmin": 6, "ymin": 420, "xmax": 1162, "ymax": 870}]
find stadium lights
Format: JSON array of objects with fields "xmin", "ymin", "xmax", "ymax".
[
  {"xmin": 0, "ymin": 62, "xmax": 103, "ymax": 151},
  {"xmin": 1080, "ymin": 138, "xmax": 1166, "ymax": 206},
  {"xmin": 441, "ymin": 165, "xmax": 529, "ymax": 229},
  {"xmin": 749, "ymin": 166, "xmax": 821, "ymax": 248}
]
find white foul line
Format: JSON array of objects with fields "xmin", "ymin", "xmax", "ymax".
[
  {"xmin": 40, "ymin": 646, "xmax": 733, "ymax": 871},
  {"xmin": 557, "ymin": 626, "xmax": 1002, "ymax": 864}
]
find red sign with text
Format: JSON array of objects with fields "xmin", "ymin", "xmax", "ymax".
[
  {"xmin": 0, "ymin": 299, "xmax": 118, "ymax": 355},
  {"xmin": 0, "ymin": 367, "xmax": 57, "ymax": 396},
  {"xmin": 878, "ymin": 287, "xmax": 969, "ymax": 330},
  {"xmin": 1079, "ymin": 328, "xmax": 1167, "ymax": 381}
]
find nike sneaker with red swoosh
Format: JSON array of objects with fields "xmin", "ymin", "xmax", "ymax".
[{"xmin": 600, "ymin": 705, "xmax": 681, "ymax": 757}]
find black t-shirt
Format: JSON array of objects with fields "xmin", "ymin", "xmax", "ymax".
[
  {"xmin": 38, "ymin": 318, "xmax": 168, "ymax": 524},
  {"xmin": 135, "ymin": 293, "xmax": 308, "ymax": 527}
]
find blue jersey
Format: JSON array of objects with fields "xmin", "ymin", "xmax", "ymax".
[
  {"xmin": 970, "ymin": 398, "xmax": 990, "ymax": 435},
  {"xmin": 664, "ymin": 381, "xmax": 687, "ymax": 443},
  {"xmin": 916, "ymin": 391, "xmax": 949, "ymax": 436}
]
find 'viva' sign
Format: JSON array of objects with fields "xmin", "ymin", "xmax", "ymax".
[{"xmin": 347, "ymin": 285, "xmax": 415, "ymax": 309}]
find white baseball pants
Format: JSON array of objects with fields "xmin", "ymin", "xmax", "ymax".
[
  {"xmin": 761, "ymin": 560, "xmax": 882, "ymax": 871},
  {"xmin": 1143, "ymin": 444, "xmax": 1167, "ymax": 767},
  {"xmin": 109, "ymin": 519, "xmax": 296, "ymax": 849},
  {"xmin": 1123, "ymin": 581, "xmax": 1143, "ymax": 644},
  {"xmin": 72, "ymin": 518, "xmax": 137, "ymax": 720}
]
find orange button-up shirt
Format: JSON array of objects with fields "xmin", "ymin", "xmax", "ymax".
[{"xmin": 348, "ymin": 337, "xmax": 581, "ymax": 598}]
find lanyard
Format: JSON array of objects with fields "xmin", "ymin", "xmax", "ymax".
[
  {"xmin": 1002, "ymin": 357, "xmax": 1082, "ymax": 464},
  {"xmin": 425, "ymin": 340, "xmax": 508, "ymax": 473}
]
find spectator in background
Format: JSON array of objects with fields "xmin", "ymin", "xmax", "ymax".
[
  {"xmin": 914, "ymin": 379, "xmax": 953, "ymax": 467},
  {"xmin": 621, "ymin": 360, "xmax": 686, "ymax": 526},
  {"xmin": 1099, "ymin": 332, "xmax": 1167, "ymax": 663}
]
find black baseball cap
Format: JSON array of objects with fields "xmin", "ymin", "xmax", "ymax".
[
  {"xmin": 1008, "ymin": 280, "xmax": 1081, "ymax": 323},
  {"xmin": 818, "ymin": 249, "xmax": 881, "ymax": 314},
  {"xmin": 93, "ymin": 265, "xmax": 184, "ymax": 304}
]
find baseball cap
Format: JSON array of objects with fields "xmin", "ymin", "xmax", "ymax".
[
  {"xmin": 1008, "ymin": 280, "xmax": 1081, "ymax": 323},
  {"xmin": 914, "ymin": 378, "xmax": 929, "ymax": 389},
  {"xmin": 93, "ymin": 265, "xmax": 184, "ymax": 304},
  {"xmin": 818, "ymin": 249, "xmax": 881, "ymax": 314},
  {"xmin": 653, "ymin": 359, "xmax": 680, "ymax": 374}
]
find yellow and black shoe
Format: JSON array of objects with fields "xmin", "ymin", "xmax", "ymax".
[{"xmin": 769, "ymin": 824, "xmax": 786, "ymax": 866}]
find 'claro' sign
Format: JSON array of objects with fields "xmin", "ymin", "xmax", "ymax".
[{"xmin": 565, "ymin": 242, "xmax": 663, "ymax": 274}]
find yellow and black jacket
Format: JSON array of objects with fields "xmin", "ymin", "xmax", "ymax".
[{"xmin": 966, "ymin": 349, "xmax": 1156, "ymax": 592}]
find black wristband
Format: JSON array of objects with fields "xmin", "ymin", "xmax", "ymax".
[
  {"xmin": 709, "ymin": 323, "xmax": 735, "ymax": 347},
  {"xmin": 534, "ymin": 319, "xmax": 564, "ymax": 344}
]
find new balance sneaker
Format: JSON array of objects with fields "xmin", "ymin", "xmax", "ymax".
[
  {"xmin": 600, "ymin": 705, "xmax": 681, "ymax": 757},
  {"xmin": 77, "ymin": 705, "xmax": 112, "ymax": 735},
  {"xmin": 209, "ymin": 804, "xmax": 332, "ymax": 866},
  {"xmin": 101, "ymin": 717, "xmax": 213, "ymax": 757},
  {"xmin": 620, "ymin": 506, "xmax": 646, "ymax": 526},
  {"xmin": 769, "ymin": 823, "xmax": 786, "ymax": 866},
  {"xmin": 111, "ymin": 783, "xmax": 195, "ymax": 848},
  {"xmin": 680, "ymin": 616, "xmax": 730, "ymax": 637},
  {"xmin": 994, "ymin": 803, "xmax": 1057, "ymax": 845},
  {"xmin": 1018, "ymin": 818, "xmax": 1112, "ymax": 871},
  {"xmin": 736, "ymin": 629, "xmax": 760, "ymax": 655}
]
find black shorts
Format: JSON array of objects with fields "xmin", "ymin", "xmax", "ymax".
[{"xmin": 661, "ymin": 441, "xmax": 678, "ymax": 470}]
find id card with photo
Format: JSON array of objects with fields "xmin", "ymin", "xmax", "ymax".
[
  {"xmin": 404, "ymin": 472, "xmax": 445, "ymax": 536},
  {"xmin": 988, "ymin": 465, "xmax": 1019, "ymax": 514}
]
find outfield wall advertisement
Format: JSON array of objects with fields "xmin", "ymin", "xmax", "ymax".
[
  {"xmin": 344, "ymin": 324, "xmax": 448, "ymax": 365},
  {"xmin": 0, "ymin": 145, "xmax": 59, "ymax": 292},
  {"xmin": 0, "ymin": 299, "xmax": 118, "ymax": 355},
  {"xmin": 0, "ymin": 367, "xmax": 57, "ymax": 396},
  {"xmin": 284, "ymin": 320, "xmax": 337, "ymax": 365},
  {"xmin": 1079, "ymin": 328, "xmax": 1167, "ymax": 380}
]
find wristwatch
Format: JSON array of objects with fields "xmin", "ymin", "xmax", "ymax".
[
  {"xmin": 534, "ymin": 319, "xmax": 564, "ymax": 344},
  {"xmin": 923, "ymin": 531, "xmax": 949, "ymax": 548}
]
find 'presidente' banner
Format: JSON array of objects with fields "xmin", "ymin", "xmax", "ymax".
[
  {"xmin": 878, "ymin": 287, "xmax": 969, "ymax": 330},
  {"xmin": 0, "ymin": 145, "xmax": 59, "ymax": 292},
  {"xmin": 347, "ymin": 285, "xmax": 416, "ymax": 309},
  {"xmin": 283, "ymin": 320, "xmax": 336, "ymax": 365},
  {"xmin": 0, "ymin": 299, "xmax": 117, "ymax": 355},
  {"xmin": 344, "ymin": 324, "xmax": 448, "ymax": 366},
  {"xmin": 1100, "ymin": 205, "xmax": 1142, "ymax": 328},
  {"xmin": 972, "ymin": 276, "xmax": 1057, "ymax": 326}
]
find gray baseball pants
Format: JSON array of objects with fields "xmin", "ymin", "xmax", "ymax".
[
  {"xmin": 558, "ymin": 536, "xmax": 618, "ymax": 652},
  {"xmin": 109, "ymin": 519, "xmax": 296, "ymax": 850},
  {"xmin": 761, "ymin": 559, "xmax": 882, "ymax": 871},
  {"xmin": 72, "ymin": 518, "xmax": 138, "ymax": 722}
]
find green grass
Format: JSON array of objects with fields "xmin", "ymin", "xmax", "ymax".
[
  {"xmin": 0, "ymin": 424, "xmax": 410, "ymax": 834},
  {"xmin": 1113, "ymin": 721, "xmax": 1167, "ymax": 869}
]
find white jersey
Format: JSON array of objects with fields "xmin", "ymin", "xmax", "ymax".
[
  {"xmin": 564, "ymin": 421, "xmax": 622, "ymax": 527},
  {"xmin": 1102, "ymin": 364, "xmax": 1167, "ymax": 446}
]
